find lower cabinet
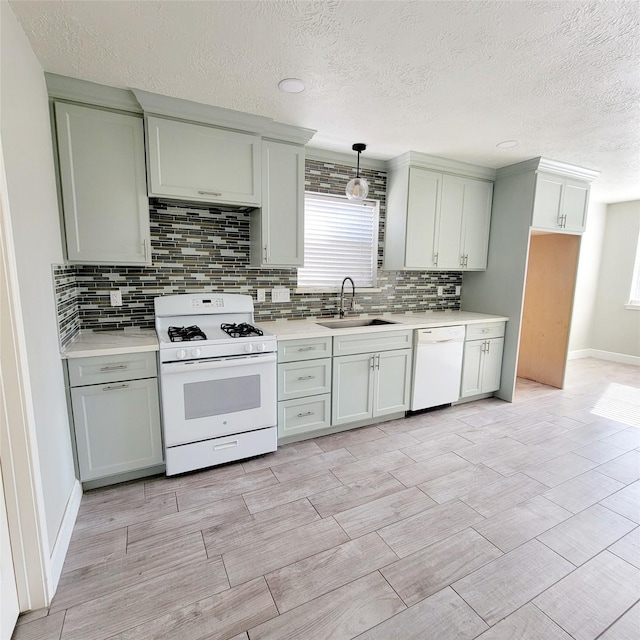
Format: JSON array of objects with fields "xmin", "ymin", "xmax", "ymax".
[
  {"xmin": 277, "ymin": 336, "xmax": 332, "ymax": 442},
  {"xmin": 67, "ymin": 352, "xmax": 163, "ymax": 482},
  {"xmin": 332, "ymin": 347, "xmax": 413, "ymax": 426},
  {"xmin": 460, "ymin": 323, "xmax": 505, "ymax": 398}
]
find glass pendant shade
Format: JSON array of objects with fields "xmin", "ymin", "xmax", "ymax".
[
  {"xmin": 346, "ymin": 142, "xmax": 369, "ymax": 201},
  {"xmin": 346, "ymin": 176, "xmax": 369, "ymax": 200}
]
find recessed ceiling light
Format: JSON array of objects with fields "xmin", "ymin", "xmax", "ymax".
[
  {"xmin": 496, "ymin": 140, "xmax": 519, "ymax": 149},
  {"xmin": 278, "ymin": 78, "xmax": 305, "ymax": 93}
]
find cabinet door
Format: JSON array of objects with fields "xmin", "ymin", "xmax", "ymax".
[
  {"xmin": 146, "ymin": 116, "xmax": 261, "ymax": 206},
  {"xmin": 436, "ymin": 175, "xmax": 465, "ymax": 269},
  {"xmin": 532, "ymin": 172, "xmax": 564, "ymax": 230},
  {"xmin": 252, "ymin": 140, "xmax": 304, "ymax": 266},
  {"xmin": 480, "ymin": 337, "xmax": 504, "ymax": 393},
  {"xmin": 461, "ymin": 179, "xmax": 493, "ymax": 269},
  {"xmin": 55, "ymin": 103, "xmax": 150, "ymax": 264},
  {"xmin": 373, "ymin": 349, "xmax": 412, "ymax": 417},
  {"xmin": 562, "ymin": 178, "xmax": 589, "ymax": 232},
  {"xmin": 405, "ymin": 168, "xmax": 441, "ymax": 268},
  {"xmin": 71, "ymin": 378, "xmax": 163, "ymax": 481},
  {"xmin": 332, "ymin": 353, "xmax": 374, "ymax": 425},
  {"xmin": 460, "ymin": 341, "xmax": 484, "ymax": 398}
]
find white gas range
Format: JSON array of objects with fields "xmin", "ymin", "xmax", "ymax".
[{"xmin": 155, "ymin": 293, "xmax": 277, "ymax": 475}]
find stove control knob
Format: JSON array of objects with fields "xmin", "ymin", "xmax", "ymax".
[
  {"xmin": 191, "ymin": 348, "xmax": 202, "ymax": 358},
  {"xmin": 245, "ymin": 343, "xmax": 254, "ymax": 353},
  {"xmin": 258, "ymin": 343, "xmax": 267, "ymax": 352},
  {"xmin": 176, "ymin": 349, "xmax": 187, "ymax": 360}
]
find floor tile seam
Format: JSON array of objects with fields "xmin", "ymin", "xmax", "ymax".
[
  {"xmin": 49, "ymin": 550, "xmax": 213, "ymax": 615},
  {"xmin": 376, "ymin": 565, "xmax": 411, "ymax": 608},
  {"xmin": 56, "ymin": 608, "xmax": 67, "ymax": 640},
  {"xmin": 247, "ymin": 569, "xmax": 403, "ymax": 640},
  {"xmin": 592, "ymin": 596, "xmax": 640, "ymax": 640}
]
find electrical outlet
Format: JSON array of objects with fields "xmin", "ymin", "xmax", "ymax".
[
  {"xmin": 437, "ymin": 286, "xmax": 444, "ymax": 296},
  {"xmin": 256, "ymin": 289, "xmax": 266, "ymax": 303},
  {"xmin": 456, "ymin": 285, "xmax": 461, "ymax": 295},
  {"xmin": 109, "ymin": 290, "xmax": 123, "ymax": 307},
  {"xmin": 271, "ymin": 287, "xmax": 290, "ymax": 303}
]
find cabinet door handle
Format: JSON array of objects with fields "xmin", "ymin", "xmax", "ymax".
[
  {"xmin": 297, "ymin": 346, "xmax": 315, "ymax": 352},
  {"xmin": 370, "ymin": 355, "xmax": 375, "ymax": 370},
  {"xmin": 143, "ymin": 239, "xmax": 150, "ymax": 261},
  {"xmin": 298, "ymin": 375, "xmax": 315, "ymax": 380},
  {"xmin": 197, "ymin": 190, "xmax": 222, "ymax": 197},
  {"xmin": 297, "ymin": 411, "xmax": 314, "ymax": 418},
  {"xmin": 100, "ymin": 364, "xmax": 128, "ymax": 371},
  {"xmin": 376, "ymin": 354, "xmax": 381, "ymax": 370},
  {"xmin": 263, "ymin": 245, "xmax": 268, "ymax": 262},
  {"xmin": 102, "ymin": 383, "xmax": 129, "ymax": 391},
  {"xmin": 433, "ymin": 253, "xmax": 438, "ymax": 266}
]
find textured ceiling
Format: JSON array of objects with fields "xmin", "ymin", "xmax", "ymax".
[{"xmin": 9, "ymin": 0, "xmax": 640, "ymax": 203}]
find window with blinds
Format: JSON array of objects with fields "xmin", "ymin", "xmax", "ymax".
[{"xmin": 297, "ymin": 193, "xmax": 379, "ymax": 289}]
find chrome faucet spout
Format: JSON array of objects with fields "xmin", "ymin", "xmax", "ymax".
[{"xmin": 339, "ymin": 277, "xmax": 356, "ymax": 318}]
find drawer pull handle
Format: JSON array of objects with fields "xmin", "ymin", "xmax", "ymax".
[
  {"xmin": 213, "ymin": 440, "xmax": 239, "ymax": 451},
  {"xmin": 197, "ymin": 190, "xmax": 222, "ymax": 197},
  {"xmin": 100, "ymin": 364, "xmax": 128, "ymax": 371},
  {"xmin": 298, "ymin": 346, "xmax": 315, "ymax": 352},
  {"xmin": 297, "ymin": 411, "xmax": 314, "ymax": 418},
  {"xmin": 102, "ymin": 383, "xmax": 129, "ymax": 391},
  {"xmin": 298, "ymin": 375, "xmax": 315, "ymax": 380}
]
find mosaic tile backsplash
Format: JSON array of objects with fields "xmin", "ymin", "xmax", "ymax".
[{"xmin": 55, "ymin": 159, "xmax": 461, "ymax": 343}]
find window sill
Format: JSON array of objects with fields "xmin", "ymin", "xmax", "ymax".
[
  {"xmin": 295, "ymin": 287, "xmax": 383, "ymax": 294},
  {"xmin": 624, "ymin": 303, "xmax": 640, "ymax": 310}
]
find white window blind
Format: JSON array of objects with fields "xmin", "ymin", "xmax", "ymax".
[{"xmin": 298, "ymin": 193, "xmax": 379, "ymax": 289}]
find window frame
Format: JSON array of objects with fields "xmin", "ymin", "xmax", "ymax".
[
  {"xmin": 296, "ymin": 191, "xmax": 380, "ymax": 293},
  {"xmin": 625, "ymin": 231, "xmax": 640, "ymax": 310}
]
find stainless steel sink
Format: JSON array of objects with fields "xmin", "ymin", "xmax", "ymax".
[{"xmin": 316, "ymin": 318, "xmax": 398, "ymax": 329}]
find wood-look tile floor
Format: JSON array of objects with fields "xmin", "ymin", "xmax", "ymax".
[{"xmin": 14, "ymin": 358, "xmax": 640, "ymax": 640}]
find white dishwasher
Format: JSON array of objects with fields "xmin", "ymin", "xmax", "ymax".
[{"xmin": 411, "ymin": 325, "xmax": 465, "ymax": 411}]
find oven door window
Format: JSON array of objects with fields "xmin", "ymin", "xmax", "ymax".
[{"xmin": 184, "ymin": 374, "xmax": 260, "ymax": 420}]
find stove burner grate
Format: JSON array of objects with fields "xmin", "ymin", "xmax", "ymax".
[
  {"xmin": 220, "ymin": 322, "xmax": 264, "ymax": 338},
  {"xmin": 168, "ymin": 325, "xmax": 207, "ymax": 342}
]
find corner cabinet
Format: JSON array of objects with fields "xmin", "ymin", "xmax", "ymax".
[
  {"xmin": 146, "ymin": 116, "xmax": 261, "ymax": 207},
  {"xmin": 532, "ymin": 171, "xmax": 590, "ymax": 233},
  {"xmin": 250, "ymin": 140, "xmax": 305, "ymax": 267},
  {"xmin": 384, "ymin": 152, "xmax": 494, "ymax": 271},
  {"xmin": 332, "ymin": 330, "xmax": 413, "ymax": 426},
  {"xmin": 67, "ymin": 352, "xmax": 163, "ymax": 484},
  {"xmin": 54, "ymin": 102, "xmax": 150, "ymax": 265}
]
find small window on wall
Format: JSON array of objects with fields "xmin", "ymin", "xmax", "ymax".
[
  {"xmin": 297, "ymin": 193, "xmax": 379, "ymax": 290},
  {"xmin": 627, "ymin": 232, "xmax": 640, "ymax": 309}
]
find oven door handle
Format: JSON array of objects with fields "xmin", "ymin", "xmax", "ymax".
[{"xmin": 161, "ymin": 353, "xmax": 276, "ymax": 374}]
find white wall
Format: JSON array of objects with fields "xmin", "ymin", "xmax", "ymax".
[
  {"xmin": 589, "ymin": 200, "xmax": 640, "ymax": 357},
  {"xmin": 569, "ymin": 201, "xmax": 607, "ymax": 352},
  {"xmin": 0, "ymin": 2, "xmax": 76, "ymax": 550}
]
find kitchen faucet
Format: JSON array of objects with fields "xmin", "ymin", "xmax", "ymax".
[{"xmin": 339, "ymin": 277, "xmax": 355, "ymax": 318}]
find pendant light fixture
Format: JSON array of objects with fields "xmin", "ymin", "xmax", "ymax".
[{"xmin": 346, "ymin": 143, "xmax": 369, "ymax": 201}]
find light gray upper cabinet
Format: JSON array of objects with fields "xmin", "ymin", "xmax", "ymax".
[
  {"xmin": 436, "ymin": 175, "xmax": 493, "ymax": 270},
  {"xmin": 384, "ymin": 152, "xmax": 495, "ymax": 271},
  {"xmin": 250, "ymin": 140, "xmax": 305, "ymax": 267},
  {"xmin": 532, "ymin": 171, "xmax": 590, "ymax": 233},
  {"xmin": 54, "ymin": 102, "xmax": 150, "ymax": 265},
  {"xmin": 146, "ymin": 116, "xmax": 261, "ymax": 207}
]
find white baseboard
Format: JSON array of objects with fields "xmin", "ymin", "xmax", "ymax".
[
  {"xmin": 49, "ymin": 480, "xmax": 82, "ymax": 595},
  {"xmin": 568, "ymin": 348, "xmax": 640, "ymax": 366}
]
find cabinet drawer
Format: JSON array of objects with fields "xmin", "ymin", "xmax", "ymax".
[
  {"xmin": 465, "ymin": 322, "xmax": 505, "ymax": 341},
  {"xmin": 278, "ymin": 394, "xmax": 331, "ymax": 439},
  {"xmin": 68, "ymin": 351, "xmax": 157, "ymax": 386},
  {"xmin": 278, "ymin": 336, "xmax": 332, "ymax": 362},
  {"xmin": 278, "ymin": 359, "xmax": 331, "ymax": 401},
  {"xmin": 333, "ymin": 330, "xmax": 413, "ymax": 356}
]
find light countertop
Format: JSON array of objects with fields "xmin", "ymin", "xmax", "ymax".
[
  {"xmin": 61, "ymin": 329, "xmax": 159, "ymax": 359},
  {"xmin": 258, "ymin": 311, "xmax": 508, "ymax": 341}
]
